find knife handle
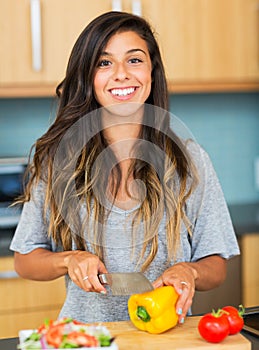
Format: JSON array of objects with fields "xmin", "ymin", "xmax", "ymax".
[{"xmin": 98, "ymin": 274, "xmax": 109, "ymax": 285}]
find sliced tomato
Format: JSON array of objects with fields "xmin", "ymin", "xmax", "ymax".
[
  {"xmin": 37, "ymin": 324, "xmax": 47, "ymax": 333},
  {"xmin": 37, "ymin": 319, "xmax": 53, "ymax": 333},
  {"xmin": 66, "ymin": 331, "xmax": 98, "ymax": 347},
  {"xmin": 72, "ymin": 319, "xmax": 86, "ymax": 326},
  {"xmin": 45, "ymin": 324, "xmax": 65, "ymax": 348}
]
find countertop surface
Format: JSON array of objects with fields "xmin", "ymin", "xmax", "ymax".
[
  {"xmin": 1, "ymin": 330, "xmax": 258, "ymax": 350},
  {"xmin": 1, "ymin": 317, "xmax": 258, "ymax": 350}
]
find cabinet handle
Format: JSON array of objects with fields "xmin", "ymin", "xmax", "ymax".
[
  {"xmin": 30, "ymin": 0, "xmax": 42, "ymax": 71},
  {"xmin": 0, "ymin": 270, "xmax": 19, "ymax": 279},
  {"xmin": 132, "ymin": 0, "xmax": 142, "ymax": 16},
  {"xmin": 112, "ymin": 0, "xmax": 122, "ymax": 11}
]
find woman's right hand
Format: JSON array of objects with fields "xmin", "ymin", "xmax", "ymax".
[{"xmin": 64, "ymin": 250, "xmax": 108, "ymax": 294}]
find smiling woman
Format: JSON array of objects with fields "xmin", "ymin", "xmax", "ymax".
[
  {"xmin": 10, "ymin": 11, "xmax": 239, "ymax": 326},
  {"xmin": 94, "ymin": 31, "xmax": 152, "ymax": 107}
]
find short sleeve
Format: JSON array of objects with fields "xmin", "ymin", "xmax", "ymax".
[
  {"xmin": 9, "ymin": 180, "xmax": 57, "ymax": 254},
  {"xmin": 187, "ymin": 143, "xmax": 240, "ymax": 261}
]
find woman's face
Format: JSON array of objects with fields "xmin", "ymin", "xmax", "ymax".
[{"xmin": 94, "ymin": 31, "xmax": 152, "ymax": 112}]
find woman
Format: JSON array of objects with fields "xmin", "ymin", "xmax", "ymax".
[{"xmin": 10, "ymin": 11, "xmax": 239, "ymax": 324}]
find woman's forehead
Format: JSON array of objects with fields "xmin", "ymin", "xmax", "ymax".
[{"xmin": 103, "ymin": 31, "xmax": 149, "ymax": 53}]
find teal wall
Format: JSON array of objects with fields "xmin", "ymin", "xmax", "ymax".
[
  {"xmin": 0, "ymin": 98, "xmax": 56, "ymax": 157},
  {"xmin": 0, "ymin": 93, "xmax": 258, "ymax": 204},
  {"xmin": 170, "ymin": 93, "xmax": 259, "ymax": 204}
]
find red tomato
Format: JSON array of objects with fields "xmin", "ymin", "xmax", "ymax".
[
  {"xmin": 72, "ymin": 319, "xmax": 86, "ymax": 326},
  {"xmin": 222, "ymin": 305, "xmax": 244, "ymax": 335},
  {"xmin": 45, "ymin": 324, "xmax": 65, "ymax": 348},
  {"xmin": 66, "ymin": 331, "xmax": 98, "ymax": 347},
  {"xmin": 37, "ymin": 319, "xmax": 53, "ymax": 333},
  {"xmin": 198, "ymin": 310, "xmax": 230, "ymax": 343}
]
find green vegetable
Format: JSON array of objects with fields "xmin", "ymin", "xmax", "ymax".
[
  {"xmin": 27, "ymin": 332, "xmax": 41, "ymax": 341},
  {"xmin": 98, "ymin": 334, "xmax": 112, "ymax": 347},
  {"xmin": 59, "ymin": 341, "xmax": 79, "ymax": 348}
]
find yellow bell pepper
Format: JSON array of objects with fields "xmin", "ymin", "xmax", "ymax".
[{"xmin": 128, "ymin": 286, "xmax": 179, "ymax": 334}]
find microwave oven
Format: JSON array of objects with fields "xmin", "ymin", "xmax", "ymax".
[{"xmin": 0, "ymin": 157, "xmax": 28, "ymax": 256}]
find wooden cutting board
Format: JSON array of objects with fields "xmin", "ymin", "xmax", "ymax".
[{"xmin": 104, "ymin": 316, "xmax": 251, "ymax": 350}]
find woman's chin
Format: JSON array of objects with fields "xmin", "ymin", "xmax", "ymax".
[{"xmin": 102, "ymin": 102, "xmax": 145, "ymax": 120}]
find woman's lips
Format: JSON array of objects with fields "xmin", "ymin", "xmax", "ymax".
[{"xmin": 109, "ymin": 87, "xmax": 137, "ymax": 100}]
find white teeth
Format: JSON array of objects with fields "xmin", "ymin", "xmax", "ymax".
[{"xmin": 111, "ymin": 87, "xmax": 135, "ymax": 96}]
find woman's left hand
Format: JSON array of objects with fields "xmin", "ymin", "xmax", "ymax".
[{"xmin": 152, "ymin": 262, "xmax": 198, "ymax": 324}]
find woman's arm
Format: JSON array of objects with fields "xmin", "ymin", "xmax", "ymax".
[
  {"xmin": 188, "ymin": 254, "xmax": 227, "ymax": 291},
  {"xmin": 14, "ymin": 249, "xmax": 73, "ymax": 281},
  {"xmin": 14, "ymin": 248, "xmax": 108, "ymax": 294}
]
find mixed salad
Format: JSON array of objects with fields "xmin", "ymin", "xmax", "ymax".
[{"xmin": 18, "ymin": 317, "xmax": 115, "ymax": 349}]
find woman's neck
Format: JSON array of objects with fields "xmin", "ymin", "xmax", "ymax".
[
  {"xmin": 100, "ymin": 105, "xmax": 145, "ymax": 209},
  {"xmin": 101, "ymin": 102, "xmax": 144, "ymax": 144},
  {"xmin": 103, "ymin": 123, "xmax": 141, "ymax": 144}
]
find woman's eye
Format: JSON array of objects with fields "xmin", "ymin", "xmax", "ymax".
[
  {"xmin": 98, "ymin": 59, "xmax": 111, "ymax": 67},
  {"xmin": 129, "ymin": 58, "xmax": 143, "ymax": 64}
]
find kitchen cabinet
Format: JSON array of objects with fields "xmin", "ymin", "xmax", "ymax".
[
  {"xmin": 0, "ymin": 0, "xmax": 111, "ymax": 96},
  {"xmin": 240, "ymin": 233, "xmax": 259, "ymax": 307},
  {"xmin": 141, "ymin": 0, "xmax": 259, "ymax": 92},
  {"xmin": 0, "ymin": 0, "xmax": 258, "ymax": 97},
  {"xmin": 0, "ymin": 256, "xmax": 66, "ymax": 339}
]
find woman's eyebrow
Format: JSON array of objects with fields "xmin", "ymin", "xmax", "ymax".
[
  {"xmin": 100, "ymin": 48, "xmax": 148, "ymax": 56},
  {"xmin": 127, "ymin": 48, "xmax": 147, "ymax": 55}
]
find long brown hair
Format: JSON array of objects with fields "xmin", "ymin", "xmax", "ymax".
[{"xmin": 21, "ymin": 11, "xmax": 198, "ymax": 270}]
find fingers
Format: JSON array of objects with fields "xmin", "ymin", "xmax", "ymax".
[
  {"xmin": 153, "ymin": 278, "xmax": 194, "ymax": 324},
  {"xmin": 81, "ymin": 257, "xmax": 108, "ymax": 293},
  {"xmin": 152, "ymin": 277, "xmax": 164, "ymax": 289},
  {"xmin": 66, "ymin": 250, "xmax": 108, "ymax": 294},
  {"xmin": 81, "ymin": 273, "xmax": 107, "ymax": 294},
  {"xmin": 81, "ymin": 275, "xmax": 107, "ymax": 294},
  {"xmin": 175, "ymin": 281, "xmax": 194, "ymax": 324},
  {"xmin": 154, "ymin": 264, "xmax": 196, "ymax": 324}
]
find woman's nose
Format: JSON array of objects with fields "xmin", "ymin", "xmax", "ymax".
[{"xmin": 113, "ymin": 62, "xmax": 130, "ymax": 81}]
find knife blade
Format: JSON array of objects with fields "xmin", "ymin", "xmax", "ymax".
[{"xmin": 98, "ymin": 272, "xmax": 154, "ymax": 296}]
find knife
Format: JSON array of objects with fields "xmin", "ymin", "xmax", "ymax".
[{"xmin": 98, "ymin": 272, "xmax": 154, "ymax": 296}]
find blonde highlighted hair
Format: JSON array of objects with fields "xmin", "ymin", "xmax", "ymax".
[{"xmin": 20, "ymin": 11, "xmax": 198, "ymax": 271}]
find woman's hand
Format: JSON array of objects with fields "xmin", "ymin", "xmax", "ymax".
[
  {"xmin": 152, "ymin": 255, "xmax": 227, "ymax": 324},
  {"xmin": 64, "ymin": 250, "xmax": 108, "ymax": 294},
  {"xmin": 14, "ymin": 248, "xmax": 109, "ymax": 294},
  {"xmin": 152, "ymin": 262, "xmax": 198, "ymax": 324}
]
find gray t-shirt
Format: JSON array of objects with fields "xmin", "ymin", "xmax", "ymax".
[{"xmin": 10, "ymin": 142, "xmax": 240, "ymax": 323}]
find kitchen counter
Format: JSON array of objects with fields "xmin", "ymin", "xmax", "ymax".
[
  {"xmin": 1, "ymin": 332, "xmax": 258, "ymax": 350},
  {"xmin": 2, "ymin": 333, "xmax": 258, "ymax": 350},
  {"xmin": 228, "ymin": 202, "xmax": 259, "ymax": 235},
  {"xmin": 0, "ymin": 331, "xmax": 259, "ymax": 350},
  {"xmin": 1, "ymin": 317, "xmax": 258, "ymax": 350}
]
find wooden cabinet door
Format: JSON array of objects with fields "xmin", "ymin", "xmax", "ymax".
[
  {"xmin": 0, "ymin": 256, "xmax": 66, "ymax": 338},
  {"xmin": 1, "ymin": 0, "xmax": 258, "ymax": 96},
  {"xmin": 141, "ymin": 0, "xmax": 259, "ymax": 85},
  {"xmin": 241, "ymin": 234, "xmax": 259, "ymax": 307},
  {"xmin": 0, "ymin": 0, "xmax": 111, "ymax": 87},
  {"xmin": 0, "ymin": 309, "xmax": 63, "ymax": 339}
]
